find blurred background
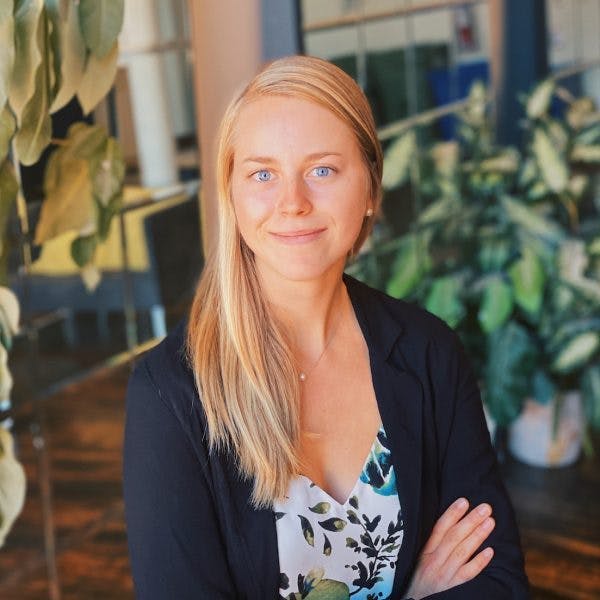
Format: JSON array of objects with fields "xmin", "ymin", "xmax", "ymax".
[{"xmin": 0, "ymin": 1, "xmax": 598, "ymax": 598}]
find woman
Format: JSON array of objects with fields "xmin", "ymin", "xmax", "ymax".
[{"xmin": 123, "ymin": 56, "xmax": 528, "ymax": 599}]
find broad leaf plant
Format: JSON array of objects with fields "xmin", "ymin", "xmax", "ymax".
[
  {"xmin": 351, "ymin": 79, "xmax": 600, "ymax": 447},
  {"xmin": 0, "ymin": 0, "xmax": 125, "ymax": 547}
]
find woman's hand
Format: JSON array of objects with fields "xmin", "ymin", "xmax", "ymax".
[{"xmin": 404, "ymin": 497, "xmax": 495, "ymax": 599}]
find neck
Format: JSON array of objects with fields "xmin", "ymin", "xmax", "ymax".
[{"xmin": 257, "ymin": 268, "xmax": 350, "ymax": 363}]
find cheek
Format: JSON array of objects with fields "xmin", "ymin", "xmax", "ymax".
[{"xmin": 231, "ymin": 181, "xmax": 273, "ymax": 236}]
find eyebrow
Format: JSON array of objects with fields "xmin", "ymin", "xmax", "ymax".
[{"xmin": 241, "ymin": 152, "xmax": 343, "ymax": 165}]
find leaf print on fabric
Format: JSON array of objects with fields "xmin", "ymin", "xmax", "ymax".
[
  {"xmin": 275, "ymin": 425, "xmax": 401, "ymax": 600},
  {"xmin": 298, "ymin": 515, "xmax": 315, "ymax": 546},
  {"xmin": 283, "ymin": 568, "xmax": 350, "ymax": 600},
  {"xmin": 304, "ymin": 579, "xmax": 349, "ymax": 599},
  {"xmin": 352, "ymin": 560, "xmax": 383, "ymax": 591},
  {"xmin": 318, "ymin": 517, "xmax": 347, "ymax": 532},
  {"xmin": 309, "ymin": 502, "xmax": 331, "ymax": 514},
  {"xmin": 343, "ymin": 508, "xmax": 404, "ymax": 596},
  {"xmin": 304, "ymin": 567, "xmax": 324, "ymax": 590},
  {"xmin": 346, "ymin": 509, "xmax": 361, "ymax": 524},
  {"xmin": 363, "ymin": 514, "xmax": 381, "ymax": 533},
  {"xmin": 359, "ymin": 429, "xmax": 396, "ymax": 496}
]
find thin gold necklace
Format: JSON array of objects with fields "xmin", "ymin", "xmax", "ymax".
[{"xmin": 298, "ymin": 309, "xmax": 344, "ymax": 382}]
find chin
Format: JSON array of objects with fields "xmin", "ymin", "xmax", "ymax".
[{"xmin": 259, "ymin": 258, "xmax": 346, "ymax": 285}]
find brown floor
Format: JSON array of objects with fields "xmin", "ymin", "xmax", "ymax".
[
  {"xmin": 0, "ymin": 364, "xmax": 133, "ymax": 599},
  {"xmin": 0, "ymin": 359, "xmax": 598, "ymax": 599}
]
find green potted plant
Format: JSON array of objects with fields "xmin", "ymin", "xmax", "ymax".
[
  {"xmin": 0, "ymin": 0, "xmax": 125, "ymax": 546},
  {"xmin": 350, "ymin": 79, "xmax": 600, "ymax": 465}
]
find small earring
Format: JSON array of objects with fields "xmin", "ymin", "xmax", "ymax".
[{"xmin": 365, "ymin": 208, "xmax": 373, "ymax": 217}]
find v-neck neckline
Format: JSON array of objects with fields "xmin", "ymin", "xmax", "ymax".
[{"xmin": 295, "ymin": 424, "xmax": 383, "ymax": 507}]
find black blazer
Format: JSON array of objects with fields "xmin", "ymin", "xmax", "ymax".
[{"xmin": 123, "ymin": 275, "xmax": 529, "ymax": 599}]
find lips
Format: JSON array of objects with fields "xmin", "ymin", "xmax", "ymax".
[{"xmin": 270, "ymin": 228, "xmax": 326, "ymax": 244}]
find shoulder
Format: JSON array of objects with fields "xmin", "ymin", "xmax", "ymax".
[
  {"xmin": 344, "ymin": 274, "xmax": 460, "ymax": 361},
  {"xmin": 127, "ymin": 319, "xmax": 204, "ymax": 437}
]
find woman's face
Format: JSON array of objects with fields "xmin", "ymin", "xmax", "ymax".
[{"xmin": 230, "ymin": 95, "xmax": 373, "ymax": 287}]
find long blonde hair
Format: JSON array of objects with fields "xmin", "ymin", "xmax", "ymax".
[{"xmin": 186, "ymin": 55, "xmax": 383, "ymax": 507}]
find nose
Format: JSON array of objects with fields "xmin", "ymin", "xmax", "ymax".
[{"xmin": 276, "ymin": 176, "xmax": 312, "ymax": 216}]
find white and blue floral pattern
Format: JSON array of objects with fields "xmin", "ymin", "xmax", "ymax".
[{"xmin": 275, "ymin": 427, "xmax": 403, "ymax": 600}]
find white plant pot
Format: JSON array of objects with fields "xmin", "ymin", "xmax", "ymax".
[{"xmin": 508, "ymin": 391, "xmax": 584, "ymax": 468}]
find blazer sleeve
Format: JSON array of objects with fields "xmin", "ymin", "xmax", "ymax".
[
  {"xmin": 123, "ymin": 360, "xmax": 237, "ymax": 599},
  {"xmin": 424, "ymin": 331, "xmax": 529, "ymax": 599}
]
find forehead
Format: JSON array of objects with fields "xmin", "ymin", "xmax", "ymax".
[{"xmin": 231, "ymin": 95, "xmax": 359, "ymax": 157}]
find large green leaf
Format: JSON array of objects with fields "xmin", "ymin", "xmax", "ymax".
[
  {"xmin": 430, "ymin": 141, "xmax": 459, "ymax": 177},
  {"xmin": 34, "ymin": 123, "xmax": 114, "ymax": 244},
  {"xmin": 45, "ymin": 0, "xmax": 62, "ymax": 99},
  {"xmin": 479, "ymin": 149, "xmax": 520, "ymax": 174},
  {"xmin": 501, "ymin": 195, "xmax": 565, "ymax": 244},
  {"xmin": 566, "ymin": 97, "xmax": 595, "ymax": 130},
  {"xmin": 0, "ymin": 286, "xmax": 20, "ymax": 350},
  {"xmin": 526, "ymin": 79, "xmax": 554, "ymax": 119},
  {"xmin": 0, "ymin": 2, "xmax": 15, "ymax": 112},
  {"xmin": 0, "ymin": 105, "xmax": 16, "ymax": 162},
  {"xmin": 532, "ymin": 369, "xmax": 556, "ymax": 405},
  {"xmin": 463, "ymin": 81, "xmax": 486, "ymax": 127},
  {"xmin": 477, "ymin": 238, "xmax": 511, "ymax": 272},
  {"xmin": 552, "ymin": 332, "xmax": 599, "ymax": 374},
  {"xmin": 14, "ymin": 61, "xmax": 52, "ymax": 165},
  {"xmin": 90, "ymin": 136, "xmax": 124, "ymax": 207},
  {"xmin": 0, "ymin": 161, "xmax": 18, "ymax": 277},
  {"xmin": 386, "ymin": 233, "xmax": 430, "ymax": 298},
  {"xmin": 425, "ymin": 274, "xmax": 465, "ymax": 328},
  {"xmin": 532, "ymin": 128, "xmax": 568, "ymax": 193},
  {"xmin": 575, "ymin": 123, "xmax": 600, "ymax": 145},
  {"xmin": 484, "ymin": 321, "xmax": 538, "ymax": 426},
  {"xmin": 9, "ymin": 0, "xmax": 44, "ymax": 122},
  {"xmin": 382, "ymin": 131, "xmax": 416, "ymax": 190},
  {"xmin": 46, "ymin": 0, "xmax": 86, "ymax": 113},
  {"xmin": 508, "ymin": 245, "xmax": 546, "ymax": 316},
  {"xmin": 0, "ymin": 427, "xmax": 27, "ymax": 549},
  {"xmin": 62, "ymin": 122, "xmax": 107, "ymax": 159},
  {"xmin": 571, "ymin": 144, "xmax": 600, "ymax": 163},
  {"xmin": 77, "ymin": 40, "xmax": 118, "ymax": 115},
  {"xmin": 70, "ymin": 232, "xmax": 97, "ymax": 267},
  {"xmin": 417, "ymin": 196, "xmax": 456, "ymax": 226},
  {"xmin": 78, "ymin": 0, "xmax": 124, "ymax": 59},
  {"xmin": 478, "ymin": 276, "xmax": 513, "ymax": 334},
  {"xmin": 582, "ymin": 365, "xmax": 600, "ymax": 430},
  {"xmin": 34, "ymin": 154, "xmax": 94, "ymax": 244},
  {"xmin": 547, "ymin": 318, "xmax": 600, "ymax": 356}
]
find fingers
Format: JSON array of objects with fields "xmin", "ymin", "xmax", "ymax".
[
  {"xmin": 406, "ymin": 498, "xmax": 497, "ymax": 599},
  {"xmin": 421, "ymin": 497, "xmax": 470, "ymax": 553},
  {"xmin": 438, "ymin": 502, "xmax": 493, "ymax": 558},
  {"xmin": 452, "ymin": 546, "xmax": 495, "ymax": 587},
  {"xmin": 440, "ymin": 512, "xmax": 496, "ymax": 577}
]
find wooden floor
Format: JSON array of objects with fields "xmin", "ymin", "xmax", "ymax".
[{"xmin": 0, "ymin": 359, "xmax": 598, "ymax": 599}]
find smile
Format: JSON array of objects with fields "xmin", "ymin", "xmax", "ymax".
[{"xmin": 269, "ymin": 228, "xmax": 326, "ymax": 244}]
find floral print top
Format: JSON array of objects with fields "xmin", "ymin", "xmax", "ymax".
[{"xmin": 275, "ymin": 427, "xmax": 403, "ymax": 600}]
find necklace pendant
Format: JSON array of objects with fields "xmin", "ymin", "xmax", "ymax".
[{"xmin": 299, "ymin": 372, "xmax": 307, "ymax": 382}]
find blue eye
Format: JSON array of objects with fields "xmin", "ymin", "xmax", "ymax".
[
  {"xmin": 313, "ymin": 166, "xmax": 332, "ymax": 177},
  {"xmin": 254, "ymin": 169, "xmax": 272, "ymax": 182}
]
